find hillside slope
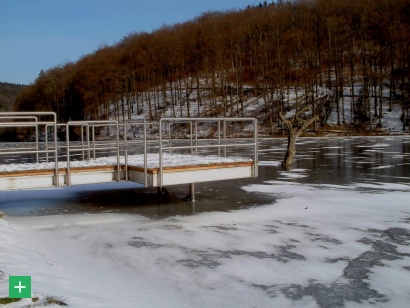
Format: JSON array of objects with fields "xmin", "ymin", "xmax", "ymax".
[
  {"xmin": 106, "ymin": 80, "xmax": 408, "ymax": 137},
  {"xmin": 0, "ymin": 82, "xmax": 26, "ymax": 112}
]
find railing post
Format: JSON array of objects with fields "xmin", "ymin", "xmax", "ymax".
[
  {"xmin": 92, "ymin": 124, "xmax": 96, "ymax": 159},
  {"xmin": 66, "ymin": 122, "xmax": 71, "ymax": 187},
  {"xmin": 143, "ymin": 119, "xmax": 147, "ymax": 187},
  {"xmin": 223, "ymin": 119, "xmax": 227, "ymax": 157},
  {"xmin": 218, "ymin": 120, "xmax": 221, "ymax": 157},
  {"xmin": 115, "ymin": 121, "xmax": 120, "ymax": 182},
  {"xmin": 168, "ymin": 122, "xmax": 172, "ymax": 154},
  {"xmin": 86, "ymin": 124, "xmax": 90, "ymax": 160},
  {"xmin": 190, "ymin": 121, "xmax": 193, "ymax": 155},
  {"xmin": 81, "ymin": 125, "xmax": 85, "ymax": 160},
  {"xmin": 54, "ymin": 114, "xmax": 59, "ymax": 187},
  {"xmin": 195, "ymin": 122, "xmax": 198, "ymax": 155},
  {"xmin": 159, "ymin": 119, "xmax": 163, "ymax": 188},
  {"xmin": 35, "ymin": 117, "xmax": 39, "ymax": 163},
  {"xmin": 254, "ymin": 119, "xmax": 258, "ymax": 178},
  {"xmin": 45, "ymin": 123, "xmax": 49, "ymax": 163},
  {"xmin": 124, "ymin": 122, "xmax": 129, "ymax": 181}
]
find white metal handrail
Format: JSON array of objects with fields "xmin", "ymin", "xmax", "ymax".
[
  {"xmin": 158, "ymin": 117, "xmax": 258, "ymax": 188},
  {"xmin": 123, "ymin": 119, "xmax": 147, "ymax": 185},
  {"xmin": 0, "ymin": 112, "xmax": 59, "ymax": 187},
  {"xmin": 65, "ymin": 121, "xmax": 120, "ymax": 187},
  {"xmin": 0, "ymin": 115, "xmax": 39, "ymax": 162},
  {"xmin": 1, "ymin": 113, "xmax": 258, "ymax": 190}
]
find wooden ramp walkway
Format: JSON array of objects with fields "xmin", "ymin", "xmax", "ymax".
[{"xmin": 0, "ymin": 113, "xmax": 258, "ymax": 199}]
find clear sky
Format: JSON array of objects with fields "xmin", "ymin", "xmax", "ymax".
[{"xmin": 0, "ymin": 0, "xmax": 259, "ymax": 85}]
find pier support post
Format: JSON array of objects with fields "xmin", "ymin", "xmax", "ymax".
[
  {"xmin": 157, "ymin": 186, "xmax": 169, "ymax": 196},
  {"xmin": 190, "ymin": 183, "xmax": 195, "ymax": 202},
  {"xmin": 183, "ymin": 183, "xmax": 196, "ymax": 202}
]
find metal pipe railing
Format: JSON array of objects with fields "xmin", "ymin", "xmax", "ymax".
[
  {"xmin": 1, "ymin": 113, "xmax": 257, "ymax": 190},
  {"xmin": 0, "ymin": 116, "xmax": 39, "ymax": 162},
  {"xmin": 123, "ymin": 119, "xmax": 147, "ymax": 186},
  {"xmin": 65, "ymin": 121, "xmax": 120, "ymax": 187},
  {"xmin": 0, "ymin": 112, "xmax": 59, "ymax": 187},
  {"xmin": 158, "ymin": 117, "xmax": 258, "ymax": 188}
]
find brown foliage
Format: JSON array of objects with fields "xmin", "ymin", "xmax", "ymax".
[{"xmin": 14, "ymin": 0, "xmax": 410, "ymax": 128}]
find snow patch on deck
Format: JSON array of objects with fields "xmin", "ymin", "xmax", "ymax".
[{"xmin": 0, "ymin": 154, "xmax": 252, "ymax": 173}]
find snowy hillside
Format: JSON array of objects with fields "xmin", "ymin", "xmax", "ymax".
[{"xmin": 105, "ymin": 79, "xmax": 409, "ymax": 138}]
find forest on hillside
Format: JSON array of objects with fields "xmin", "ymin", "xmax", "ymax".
[
  {"xmin": 15, "ymin": 0, "xmax": 410, "ymax": 133},
  {"xmin": 0, "ymin": 82, "xmax": 26, "ymax": 112}
]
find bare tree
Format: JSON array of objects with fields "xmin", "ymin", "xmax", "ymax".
[{"xmin": 279, "ymin": 104, "xmax": 319, "ymax": 168}]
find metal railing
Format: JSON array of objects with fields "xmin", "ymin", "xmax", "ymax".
[
  {"xmin": 158, "ymin": 117, "xmax": 258, "ymax": 188},
  {"xmin": 0, "ymin": 115, "xmax": 39, "ymax": 162},
  {"xmin": 123, "ymin": 119, "xmax": 148, "ymax": 185},
  {"xmin": 0, "ymin": 112, "xmax": 59, "ymax": 187},
  {"xmin": 1, "ymin": 112, "xmax": 258, "ymax": 189},
  {"xmin": 64, "ymin": 121, "xmax": 121, "ymax": 186}
]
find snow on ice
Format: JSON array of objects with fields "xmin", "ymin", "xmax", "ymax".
[
  {"xmin": 0, "ymin": 137, "xmax": 410, "ymax": 307},
  {"xmin": 1, "ymin": 179, "xmax": 410, "ymax": 307}
]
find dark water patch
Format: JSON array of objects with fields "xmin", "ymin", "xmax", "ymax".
[
  {"xmin": 127, "ymin": 235, "xmax": 306, "ymax": 269},
  {"xmin": 367, "ymin": 227, "xmax": 410, "ymax": 246},
  {"xmin": 264, "ymin": 225, "xmax": 279, "ymax": 234},
  {"xmin": 161, "ymin": 224, "xmax": 184, "ymax": 230},
  {"xmin": 128, "ymin": 239, "xmax": 166, "ymax": 249},
  {"xmin": 307, "ymin": 233, "xmax": 343, "ymax": 245},
  {"xmin": 325, "ymin": 257, "xmax": 351, "ymax": 264},
  {"xmin": 0, "ymin": 176, "xmax": 274, "ymax": 218},
  {"xmin": 177, "ymin": 247, "xmax": 305, "ymax": 269},
  {"xmin": 252, "ymin": 227, "xmax": 410, "ymax": 307},
  {"xmin": 274, "ymin": 221, "xmax": 312, "ymax": 229},
  {"xmin": 275, "ymin": 245, "xmax": 305, "ymax": 261},
  {"xmin": 251, "ymin": 284, "xmax": 278, "ymax": 297},
  {"xmin": 281, "ymin": 281, "xmax": 387, "ymax": 307},
  {"xmin": 202, "ymin": 225, "xmax": 238, "ymax": 231},
  {"xmin": 178, "ymin": 250, "xmax": 221, "ymax": 269}
]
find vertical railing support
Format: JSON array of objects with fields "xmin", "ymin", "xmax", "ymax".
[
  {"xmin": 159, "ymin": 119, "xmax": 164, "ymax": 189},
  {"xmin": 223, "ymin": 119, "xmax": 227, "ymax": 157},
  {"xmin": 190, "ymin": 121, "xmax": 193, "ymax": 155},
  {"xmin": 217, "ymin": 120, "xmax": 221, "ymax": 157},
  {"xmin": 115, "ymin": 121, "xmax": 120, "ymax": 182},
  {"xmin": 124, "ymin": 122, "xmax": 129, "ymax": 181},
  {"xmin": 143, "ymin": 119, "xmax": 147, "ymax": 187},
  {"xmin": 92, "ymin": 124, "xmax": 96, "ymax": 159},
  {"xmin": 253, "ymin": 119, "xmax": 258, "ymax": 178},
  {"xmin": 66, "ymin": 122, "xmax": 71, "ymax": 187},
  {"xmin": 194, "ymin": 122, "xmax": 198, "ymax": 155}
]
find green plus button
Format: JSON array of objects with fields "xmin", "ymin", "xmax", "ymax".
[{"xmin": 9, "ymin": 276, "xmax": 31, "ymax": 298}]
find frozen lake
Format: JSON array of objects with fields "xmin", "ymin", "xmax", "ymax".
[
  {"xmin": 1, "ymin": 136, "xmax": 410, "ymax": 307},
  {"xmin": 1, "ymin": 136, "xmax": 410, "ymax": 217}
]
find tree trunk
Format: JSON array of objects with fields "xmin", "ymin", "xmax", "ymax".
[
  {"xmin": 283, "ymin": 129, "xmax": 297, "ymax": 167},
  {"xmin": 279, "ymin": 106, "xmax": 319, "ymax": 168}
]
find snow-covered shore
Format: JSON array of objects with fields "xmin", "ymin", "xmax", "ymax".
[{"xmin": 1, "ymin": 179, "xmax": 409, "ymax": 307}]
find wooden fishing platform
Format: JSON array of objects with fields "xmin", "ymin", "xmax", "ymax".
[
  {"xmin": 0, "ymin": 113, "xmax": 258, "ymax": 200},
  {"xmin": 0, "ymin": 155, "xmax": 254, "ymax": 190}
]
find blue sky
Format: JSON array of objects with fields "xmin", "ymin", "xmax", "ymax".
[{"xmin": 0, "ymin": 0, "xmax": 259, "ymax": 85}]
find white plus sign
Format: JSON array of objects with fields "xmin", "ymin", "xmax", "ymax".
[{"xmin": 14, "ymin": 281, "xmax": 26, "ymax": 293}]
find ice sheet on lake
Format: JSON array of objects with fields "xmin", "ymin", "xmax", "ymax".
[
  {"xmin": 357, "ymin": 143, "xmax": 391, "ymax": 148},
  {"xmin": 258, "ymin": 160, "xmax": 281, "ymax": 166},
  {"xmin": 370, "ymin": 165, "xmax": 395, "ymax": 170},
  {"xmin": 1, "ymin": 180, "xmax": 409, "ymax": 307}
]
